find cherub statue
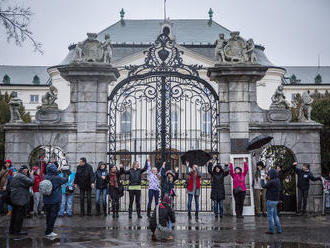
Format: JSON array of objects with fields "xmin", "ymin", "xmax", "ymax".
[
  {"xmin": 270, "ymin": 85, "xmax": 289, "ymax": 109},
  {"xmin": 74, "ymin": 42, "xmax": 83, "ymax": 62},
  {"xmin": 102, "ymin": 34, "xmax": 112, "ymax": 64},
  {"xmin": 215, "ymin": 33, "xmax": 226, "ymax": 62},
  {"xmin": 245, "ymin": 39, "xmax": 257, "ymax": 63},
  {"xmin": 40, "ymin": 85, "xmax": 58, "ymax": 109},
  {"xmin": 9, "ymin": 91, "xmax": 23, "ymax": 123}
]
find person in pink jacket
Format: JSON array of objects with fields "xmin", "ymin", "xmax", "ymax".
[{"xmin": 230, "ymin": 158, "xmax": 248, "ymax": 218}]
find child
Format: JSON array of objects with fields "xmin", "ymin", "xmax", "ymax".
[
  {"xmin": 146, "ymin": 157, "xmax": 161, "ymax": 218},
  {"xmin": 59, "ymin": 165, "xmax": 75, "ymax": 217},
  {"xmin": 32, "ymin": 166, "xmax": 43, "ymax": 217}
]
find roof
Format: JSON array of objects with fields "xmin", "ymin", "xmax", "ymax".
[
  {"xmin": 0, "ymin": 65, "xmax": 50, "ymax": 86},
  {"xmin": 97, "ymin": 19, "xmax": 232, "ymax": 45},
  {"xmin": 284, "ymin": 66, "xmax": 330, "ymax": 85}
]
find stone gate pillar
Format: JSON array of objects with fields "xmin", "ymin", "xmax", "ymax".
[{"xmin": 52, "ymin": 63, "xmax": 119, "ymax": 168}]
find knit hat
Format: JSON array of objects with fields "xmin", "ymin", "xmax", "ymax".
[
  {"xmin": 5, "ymin": 160, "xmax": 11, "ymax": 165},
  {"xmin": 256, "ymin": 161, "xmax": 265, "ymax": 168},
  {"xmin": 165, "ymin": 170, "xmax": 175, "ymax": 177},
  {"xmin": 62, "ymin": 165, "xmax": 70, "ymax": 171},
  {"xmin": 19, "ymin": 165, "xmax": 29, "ymax": 172}
]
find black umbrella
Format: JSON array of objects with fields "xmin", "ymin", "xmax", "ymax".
[
  {"xmin": 181, "ymin": 150, "xmax": 212, "ymax": 167},
  {"xmin": 247, "ymin": 135, "xmax": 273, "ymax": 151}
]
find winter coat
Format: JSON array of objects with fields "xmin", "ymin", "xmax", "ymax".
[
  {"xmin": 208, "ymin": 163, "xmax": 229, "ymax": 201},
  {"xmin": 109, "ymin": 171, "xmax": 121, "ymax": 200},
  {"xmin": 261, "ymin": 169, "xmax": 281, "ymax": 201},
  {"xmin": 32, "ymin": 174, "xmax": 42, "ymax": 193},
  {"xmin": 95, "ymin": 167, "xmax": 109, "ymax": 190},
  {"xmin": 160, "ymin": 168, "xmax": 178, "ymax": 196},
  {"xmin": 294, "ymin": 166, "xmax": 321, "ymax": 191},
  {"xmin": 230, "ymin": 162, "xmax": 248, "ymax": 192},
  {"xmin": 43, "ymin": 164, "xmax": 68, "ymax": 205},
  {"xmin": 186, "ymin": 169, "xmax": 202, "ymax": 194},
  {"xmin": 10, "ymin": 172, "xmax": 34, "ymax": 206},
  {"xmin": 0, "ymin": 168, "xmax": 8, "ymax": 191},
  {"xmin": 74, "ymin": 163, "xmax": 95, "ymax": 190},
  {"xmin": 149, "ymin": 202, "xmax": 176, "ymax": 233},
  {"xmin": 60, "ymin": 170, "xmax": 75, "ymax": 194},
  {"xmin": 120, "ymin": 164, "xmax": 147, "ymax": 186}
]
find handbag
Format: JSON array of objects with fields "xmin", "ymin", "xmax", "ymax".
[{"xmin": 233, "ymin": 175, "xmax": 243, "ymax": 194}]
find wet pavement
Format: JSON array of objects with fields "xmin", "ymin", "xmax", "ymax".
[{"xmin": 0, "ymin": 213, "xmax": 329, "ymax": 247}]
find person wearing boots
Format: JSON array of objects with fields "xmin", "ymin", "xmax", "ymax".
[
  {"xmin": 230, "ymin": 158, "xmax": 248, "ymax": 218},
  {"xmin": 208, "ymin": 161, "xmax": 230, "ymax": 218},
  {"xmin": 120, "ymin": 161, "xmax": 147, "ymax": 219},
  {"xmin": 146, "ymin": 157, "xmax": 161, "ymax": 218},
  {"xmin": 73, "ymin": 157, "xmax": 95, "ymax": 216},
  {"xmin": 186, "ymin": 164, "xmax": 201, "ymax": 220},
  {"xmin": 9, "ymin": 165, "xmax": 34, "ymax": 236},
  {"xmin": 59, "ymin": 165, "xmax": 76, "ymax": 217},
  {"xmin": 108, "ymin": 165, "xmax": 121, "ymax": 218},
  {"xmin": 6, "ymin": 160, "xmax": 17, "ymax": 216},
  {"xmin": 160, "ymin": 162, "xmax": 179, "ymax": 202},
  {"xmin": 293, "ymin": 162, "xmax": 322, "ymax": 215},
  {"xmin": 31, "ymin": 166, "xmax": 43, "ymax": 217},
  {"xmin": 95, "ymin": 162, "xmax": 109, "ymax": 216},
  {"xmin": 253, "ymin": 161, "xmax": 267, "ymax": 216}
]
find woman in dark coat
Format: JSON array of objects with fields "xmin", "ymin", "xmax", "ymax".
[
  {"xmin": 208, "ymin": 162, "xmax": 229, "ymax": 218},
  {"xmin": 108, "ymin": 165, "xmax": 121, "ymax": 218}
]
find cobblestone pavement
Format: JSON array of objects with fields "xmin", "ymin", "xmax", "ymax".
[{"xmin": 0, "ymin": 213, "xmax": 329, "ymax": 247}]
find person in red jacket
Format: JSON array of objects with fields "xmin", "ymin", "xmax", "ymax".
[
  {"xmin": 32, "ymin": 166, "xmax": 43, "ymax": 217},
  {"xmin": 186, "ymin": 164, "xmax": 202, "ymax": 220},
  {"xmin": 230, "ymin": 158, "xmax": 248, "ymax": 218}
]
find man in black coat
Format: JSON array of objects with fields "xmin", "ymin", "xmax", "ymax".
[
  {"xmin": 9, "ymin": 165, "xmax": 34, "ymax": 235},
  {"xmin": 73, "ymin": 158, "xmax": 95, "ymax": 216},
  {"xmin": 293, "ymin": 162, "xmax": 322, "ymax": 215}
]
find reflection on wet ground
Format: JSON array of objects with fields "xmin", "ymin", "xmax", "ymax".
[{"xmin": 0, "ymin": 214, "xmax": 329, "ymax": 247}]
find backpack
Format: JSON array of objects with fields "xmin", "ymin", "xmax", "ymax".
[{"xmin": 39, "ymin": 179, "xmax": 53, "ymax": 196}]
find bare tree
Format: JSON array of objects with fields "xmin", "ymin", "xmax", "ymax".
[{"xmin": 0, "ymin": 1, "xmax": 43, "ymax": 54}]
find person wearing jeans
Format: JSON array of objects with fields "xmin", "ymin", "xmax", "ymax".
[
  {"xmin": 261, "ymin": 169, "xmax": 282, "ymax": 234},
  {"xmin": 186, "ymin": 164, "xmax": 201, "ymax": 219},
  {"xmin": 230, "ymin": 158, "xmax": 248, "ymax": 218},
  {"xmin": 95, "ymin": 162, "xmax": 109, "ymax": 216},
  {"xmin": 59, "ymin": 166, "xmax": 75, "ymax": 217},
  {"xmin": 146, "ymin": 158, "xmax": 161, "ymax": 218},
  {"xmin": 73, "ymin": 158, "xmax": 95, "ymax": 216},
  {"xmin": 43, "ymin": 164, "xmax": 68, "ymax": 237},
  {"xmin": 208, "ymin": 162, "xmax": 229, "ymax": 218}
]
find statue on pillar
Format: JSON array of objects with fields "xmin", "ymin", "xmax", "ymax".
[
  {"xmin": 39, "ymin": 85, "xmax": 58, "ymax": 110},
  {"xmin": 102, "ymin": 34, "xmax": 112, "ymax": 64},
  {"xmin": 267, "ymin": 85, "xmax": 292, "ymax": 123},
  {"xmin": 214, "ymin": 31, "xmax": 258, "ymax": 64},
  {"xmin": 298, "ymin": 91, "xmax": 314, "ymax": 122},
  {"xmin": 270, "ymin": 85, "xmax": 289, "ymax": 110},
  {"xmin": 9, "ymin": 91, "xmax": 23, "ymax": 123}
]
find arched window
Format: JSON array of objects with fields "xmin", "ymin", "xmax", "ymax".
[
  {"xmin": 171, "ymin": 111, "xmax": 178, "ymax": 137},
  {"xmin": 120, "ymin": 111, "xmax": 131, "ymax": 133},
  {"xmin": 2, "ymin": 74, "xmax": 10, "ymax": 84},
  {"xmin": 202, "ymin": 112, "xmax": 211, "ymax": 134},
  {"xmin": 33, "ymin": 75, "xmax": 40, "ymax": 85}
]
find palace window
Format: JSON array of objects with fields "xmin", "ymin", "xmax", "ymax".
[
  {"xmin": 2, "ymin": 74, "xmax": 10, "ymax": 84},
  {"xmin": 171, "ymin": 111, "xmax": 178, "ymax": 137},
  {"xmin": 120, "ymin": 111, "xmax": 131, "ymax": 133},
  {"xmin": 202, "ymin": 112, "xmax": 212, "ymax": 134},
  {"xmin": 33, "ymin": 75, "xmax": 40, "ymax": 85},
  {"xmin": 30, "ymin": 95, "xmax": 39, "ymax": 103}
]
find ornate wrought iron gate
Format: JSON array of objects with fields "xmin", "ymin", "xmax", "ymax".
[{"xmin": 108, "ymin": 29, "xmax": 219, "ymax": 169}]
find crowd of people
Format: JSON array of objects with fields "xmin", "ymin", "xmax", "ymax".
[{"xmin": 0, "ymin": 155, "xmax": 329, "ymax": 240}]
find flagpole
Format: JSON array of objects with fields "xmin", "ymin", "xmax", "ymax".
[{"xmin": 164, "ymin": 0, "xmax": 166, "ymax": 21}]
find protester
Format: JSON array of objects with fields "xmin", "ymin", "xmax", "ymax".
[
  {"xmin": 293, "ymin": 162, "xmax": 322, "ymax": 215},
  {"xmin": 6, "ymin": 160, "xmax": 17, "ymax": 216},
  {"xmin": 95, "ymin": 161, "xmax": 109, "ymax": 216},
  {"xmin": 160, "ymin": 162, "xmax": 178, "ymax": 205},
  {"xmin": 230, "ymin": 158, "xmax": 248, "ymax": 218},
  {"xmin": 186, "ymin": 164, "xmax": 201, "ymax": 220},
  {"xmin": 9, "ymin": 165, "xmax": 34, "ymax": 235},
  {"xmin": 149, "ymin": 194, "xmax": 176, "ymax": 241},
  {"xmin": 208, "ymin": 161, "xmax": 229, "ymax": 218},
  {"xmin": 32, "ymin": 166, "xmax": 43, "ymax": 217},
  {"xmin": 120, "ymin": 161, "xmax": 147, "ymax": 219},
  {"xmin": 0, "ymin": 161, "xmax": 9, "ymax": 215},
  {"xmin": 261, "ymin": 169, "xmax": 282, "ymax": 234},
  {"xmin": 324, "ymin": 172, "xmax": 330, "ymax": 212},
  {"xmin": 253, "ymin": 161, "xmax": 267, "ymax": 216},
  {"xmin": 59, "ymin": 165, "xmax": 75, "ymax": 217},
  {"xmin": 146, "ymin": 157, "xmax": 161, "ymax": 218},
  {"xmin": 43, "ymin": 164, "xmax": 68, "ymax": 237},
  {"xmin": 73, "ymin": 157, "xmax": 95, "ymax": 216},
  {"xmin": 275, "ymin": 164, "xmax": 293, "ymax": 213},
  {"xmin": 108, "ymin": 164, "xmax": 122, "ymax": 218}
]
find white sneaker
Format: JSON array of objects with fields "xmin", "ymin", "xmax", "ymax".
[{"xmin": 46, "ymin": 232, "xmax": 58, "ymax": 237}]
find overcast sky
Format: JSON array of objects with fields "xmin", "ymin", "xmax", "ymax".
[{"xmin": 0, "ymin": 0, "xmax": 329, "ymax": 66}]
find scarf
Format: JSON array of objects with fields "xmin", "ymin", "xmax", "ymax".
[{"xmin": 109, "ymin": 172, "xmax": 118, "ymax": 188}]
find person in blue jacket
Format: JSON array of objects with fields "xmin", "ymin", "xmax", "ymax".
[
  {"xmin": 43, "ymin": 164, "xmax": 68, "ymax": 237},
  {"xmin": 59, "ymin": 165, "xmax": 75, "ymax": 217}
]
